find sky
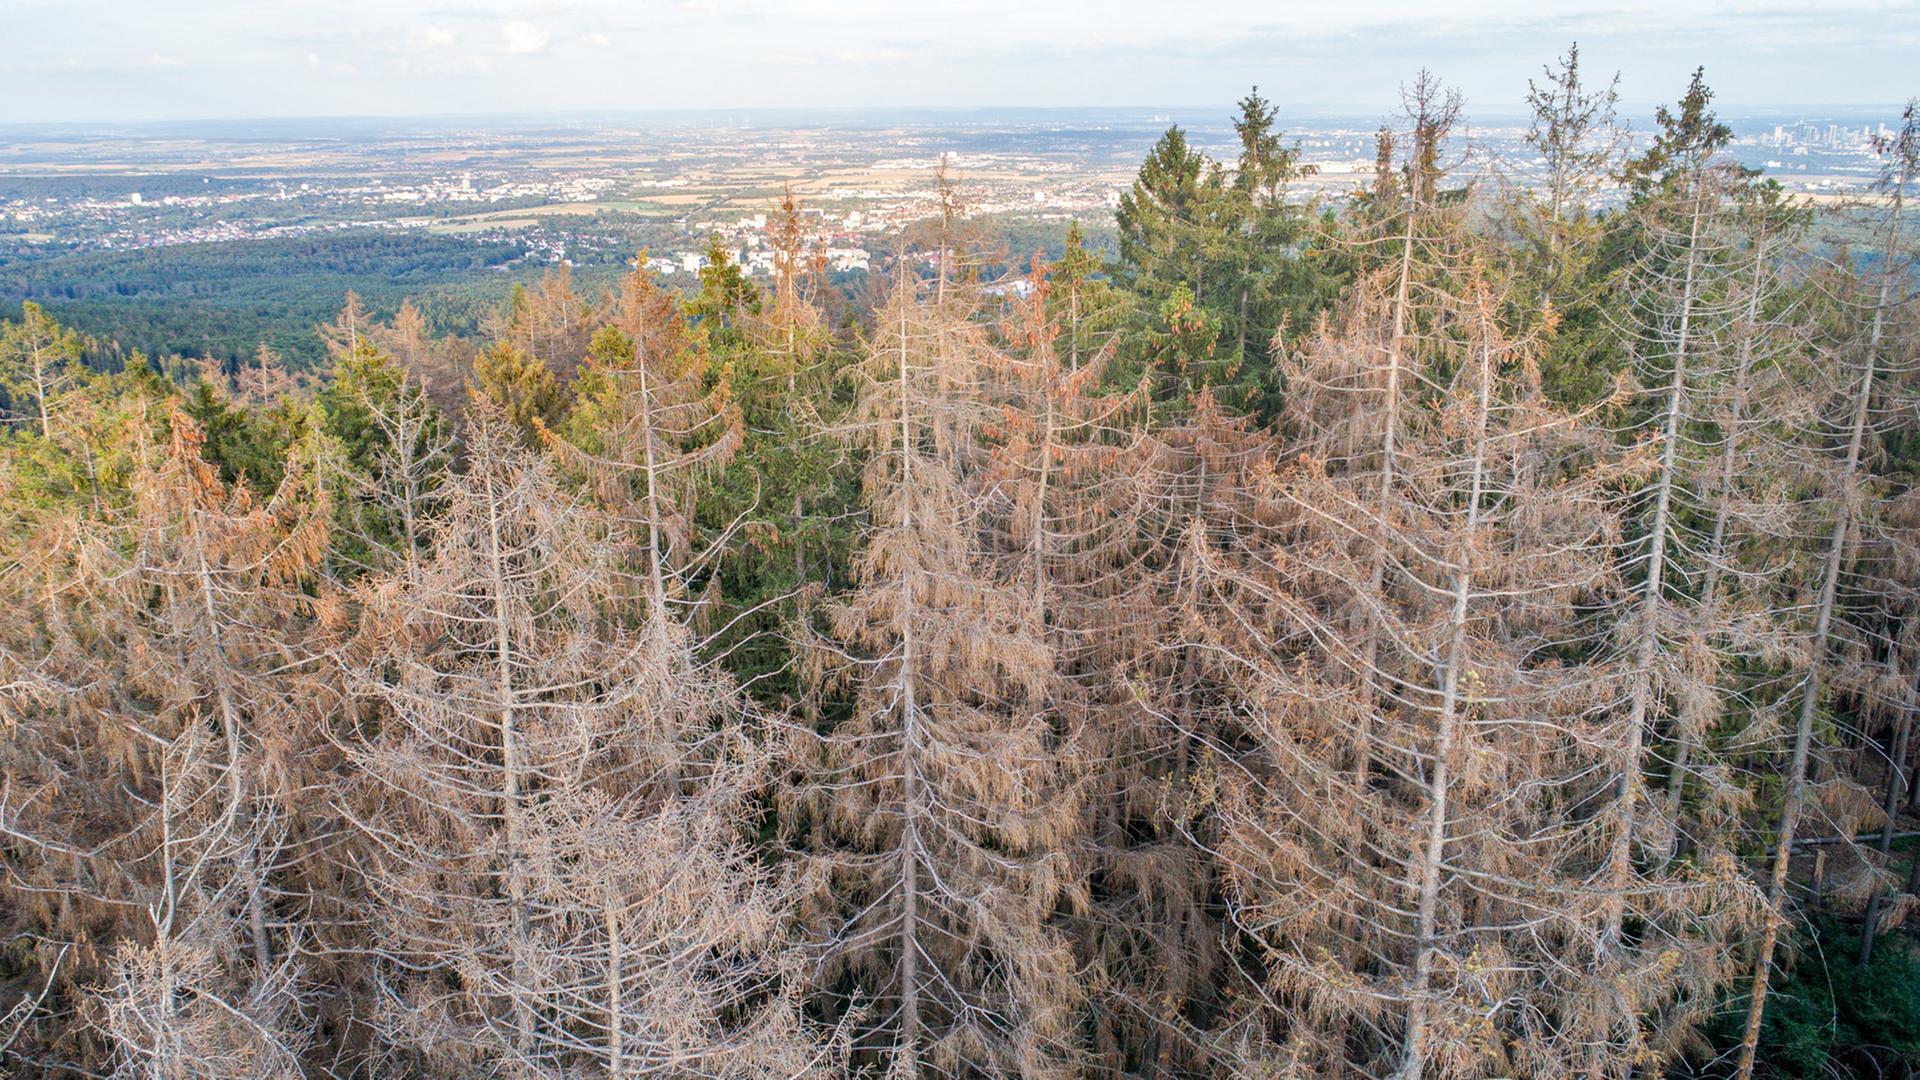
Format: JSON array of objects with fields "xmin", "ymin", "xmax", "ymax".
[{"xmin": 0, "ymin": 0, "xmax": 1913, "ymax": 124}]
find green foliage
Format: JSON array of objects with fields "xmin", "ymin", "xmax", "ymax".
[
  {"xmin": 1624, "ymin": 67, "xmax": 1740, "ymax": 202},
  {"xmin": 0, "ymin": 300, "xmax": 85, "ymax": 432},
  {"xmin": 1108, "ymin": 98, "xmax": 1343, "ymax": 418},
  {"xmin": 0, "ymin": 357, "xmax": 167, "ymax": 521},
  {"xmin": 320, "ymin": 341, "xmax": 410, "ymax": 468},
  {"xmin": 317, "ymin": 338, "xmax": 450, "ymax": 573},
  {"xmin": 1114, "ymin": 125, "xmax": 1218, "ymax": 288},
  {"xmin": 699, "ymin": 305, "xmax": 860, "ymax": 706},
  {"xmin": 1500, "ymin": 43, "xmax": 1628, "ymax": 406},
  {"xmin": 1128, "ymin": 283, "xmax": 1232, "ymax": 405},
  {"xmin": 1695, "ymin": 917, "xmax": 1920, "ymax": 1078},
  {"xmin": 471, "ymin": 338, "xmax": 563, "ymax": 442},
  {"xmin": 560, "ymin": 324, "xmax": 637, "ymax": 443},
  {"xmin": 687, "ymin": 236, "xmax": 761, "ymax": 351},
  {"xmin": 1043, "ymin": 221, "xmax": 1127, "ymax": 371},
  {"xmin": 0, "ymin": 232, "xmax": 531, "ymax": 369},
  {"xmin": 180, "ymin": 376, "xmax": 310, "ymax": 492}
]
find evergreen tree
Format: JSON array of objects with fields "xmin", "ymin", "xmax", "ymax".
[
  {"xmin": 0, "ymin": 301, "xmax": 85, "ymax": 440},
  {"xmin": 1508, "ymin": 42, "xmax": 1628, "ymax": 404},
  {"xmin": 471, "ymin": 338, "xmax": 564, "ymax": 444}
]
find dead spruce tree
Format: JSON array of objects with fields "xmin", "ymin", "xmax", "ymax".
[
  {"xmin": 794, "ymin": 267, "xmax": 1082, "ymax": 1078},
  {"xmin": 1196, "ymin": 254, "xmax": 1694, "ymax": 1077},
  {"xmin": 1611, "ymin": 71, "xmax": 1749, "ymax": 880},
  {"xmin": 0, "ymin": 362, "xmax": 148, "ymax": 1072},
  {"xmin": 749, "ymin": 190, "xmax": 836, "ymax": 405},
  {"xmin": 340, "ymin": 405, "xmax": 823, "ymax": 1078},
  {"xmin": 1652, "ymin": 190, "xmax": 1818, "ymax": 873},
  {"xmin": 1189, "ymin": 102, "xmax": 1484, "ymax": 1073},
  {"xmin": 552, "ymin": 259, "xmax": 744, "ymax": 628},
  {"xmin": 981, "ymin": 267, "xmax": 1195, "ymax": 1074},
  {"xmin": 1846, "ymin": 98, "xmax": 1920, "ymax": 967},
  {"xmin": 324, "ymin": 337, "xmax": 454, "ymax": 580},
  {"xmin": 484, "ymin": 265, "xmax": 601, "ymax": 385},
  {"xmin": 1095, "ymin": 101, "xmax": 1475, "ymax": 1071},
  {"xmin": 1051, "ymin": 380, "xmax": 1274, "ymax": 1077},
  {"xmin": 982, "ymin": 266, "xmax": 1156, "ymax": 681},
  {"xmin": 1736, "ymin": 97, "xmax": 1920, "ymax": 1078},
  {"xmin": 1556, "ymin": 70, "xmax": 1797, "ymax": 1076},
  {"xmin": 3, "ymin": 410, "xmax": 328, "ymax": 1078},
  {"xmin": 371, "ymin": 298, "xmax": 473, "ymax": 419},
  {"xmin": 1325, "ymin": 70, "xmax": 1469, "ymax": 798}
]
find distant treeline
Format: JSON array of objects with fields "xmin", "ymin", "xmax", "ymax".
[{"xmin": 0, "ymin": 232, "xmax": 530, "ymax": 366}]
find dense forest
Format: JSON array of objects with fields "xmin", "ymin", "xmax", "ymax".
[
  {"xmin": 0, "ymin": 233, "xmax": 539, "ymax": 370},
  {"xmin": 4, "ymin": 56, "xmax": 1920, "ymax": 1079},
  {"xmin": 0, "ymin": 219, "xmax": 1118, "ymax": 374}
]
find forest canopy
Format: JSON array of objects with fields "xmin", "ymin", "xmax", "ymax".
[{"xmin": 3, "ymin": 59, "xmax": 1920, "ymax": 1080}]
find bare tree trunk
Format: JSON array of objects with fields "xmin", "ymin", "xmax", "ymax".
[
  {"xmin": 1030, "ymin": 384, "xmax": 1055, "ymax": 618},
  {"xmin": 1859, "ymin": 705, "xmax": 1912, "ymax": 964},
  {"xmin": 1603, "ymin": 194, "xmax": 1703, "ymax": 957},
  {"xmin": 606, "ymin": 893, "xmax": 624, "ymax": 1080},
  {"xmin": 1544, "ymin": 72, "xmax": 1574, "ymax": 286},
  {"xmin": 483, "ymin": 467, "xmax": 536, "ymax": 1053},
  {"xmin": 1400, "ymin": 338, "xmax": 1490, "ymax": 1080},
  {"xmin": 1664, "ymin": 232, "xmax": 1767, "ymax": 865},
  {"xmin": 397, "ymin": 441, "xmax": 422, "ymax": 580},
  {"xmin": 192, "ymin": 520, "xmax": 274, "ymax": 977},
  {"xmin": 1355, "ymin": 200, "xmax": 1418, "ymax": 788},
  {"xmin": 154, "ymin": 753, "xmax": 184, "ymax": 1080},
  {"xmin": 1852, "ymin": 202, "xmax": 1910, "ymax": 960},
  {"xmin": 1736, "ymin": 337, "xmax": 1875, "ymax": 1080},
  {"xmin": 638, "ymin": 358, "xmax": 670, "ymax": 629},
  {"xmin": 894, "ymin": 298, "xmax": 923, "ymax": 1079},
  {"xmin": 1067, "ymin": 279, "xmax": 1081, "ymax": 372},
  {"xmin": 32, "ymin": 341, "xmax": 52, "ymax": 441}
]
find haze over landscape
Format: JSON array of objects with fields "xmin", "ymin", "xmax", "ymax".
[
  {"xmin": 3, "ymin": 4, "xmax": 1920, "ymax": 1080},
  {"xmin": 3, "ymin": 0, "xmax": 1916, "ymax": 121}
]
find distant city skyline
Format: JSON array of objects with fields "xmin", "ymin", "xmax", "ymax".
[{"xmin": 2, "ymin": 0, "xmax": 1914, "ymax": 124}]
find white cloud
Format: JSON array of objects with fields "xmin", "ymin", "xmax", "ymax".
[
  {"xmin": 411, "ymin": 25, "xmax": 456, "ymax": 49},
  {"xmin": 501, "ymin": 20, "xmax": 551, "ymax": 54},
  {"xmin": 831, "ymin": 46, "xmax": 914, "ymax": 67},
  {"xmin": 145, "ymin": 53, "xmax": 186, "ymax": 68},
  {"xmin": 674, "ymin": 0, "xmax": 760, "ymax": 16},
  {"xmin": 306, "ymin": 51, "xmax": 321, "ymax": 68},
  {"xmin": 583, "ymin": 30, "xmax": 611, "ymax": 48}
]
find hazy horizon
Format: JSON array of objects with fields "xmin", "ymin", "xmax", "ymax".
[
  {"xmin": 4, "ymin": 0, "xmax": 1914, "ymax": 125},
  {"xmin": 0, "ymin": 101, "xmax": 1908, "ymax": 139}
]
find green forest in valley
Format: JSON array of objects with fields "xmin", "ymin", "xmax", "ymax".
[
  {"xmin": 3, "ymin": 60, "xmax": 1920, "ymax": 1080},
  {"xmin": 0, "ymin": 232, "xmax": 540, "ymax": 368},
  {"xmin": 0, "ymin": 219, "xmax": 1119, "ymax": 373}
]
